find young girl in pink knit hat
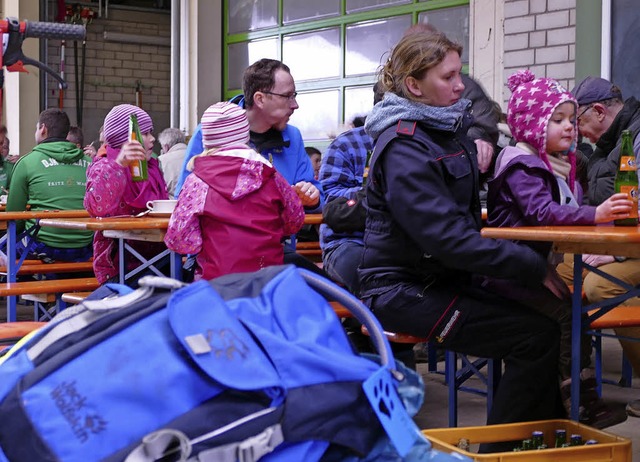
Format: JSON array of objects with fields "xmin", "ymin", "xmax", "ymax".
[
  {"xmin": 485, "ymin": 69, "xmax": 632, "ymax": 428},
  {"xmin": 84, "ymin": 104, "xmax": 169, "ymax": 285},
  {"xmin": 164, "ymin": 102, "xmax": 304, "ymax": 280}
]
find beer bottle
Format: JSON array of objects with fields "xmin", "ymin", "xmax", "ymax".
[
  {"xmin": 129, "ymin": 114, "xmax": 148, "ymax": 182},
  {"xmin": 531, "ymin": 430, "xmax": 544, "ymax": 449},
  {"xmin": 569, "ymin": 434, "xmax": 583, "ymax": 446},
  {"xmin": 614, "ymin": 129, "xmax": 638, "ymax": 225},
  {"xmin": 362, "ymin": 150, "xmax": 373, "ymax": 187},
  {"xmin": 554, "ymin": 429, "xmax": 567, "ymax": 448}
]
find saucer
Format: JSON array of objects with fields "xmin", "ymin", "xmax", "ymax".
[{"xmin": 148, "ymin": 211, "xmax": 173, "ymax": 217}]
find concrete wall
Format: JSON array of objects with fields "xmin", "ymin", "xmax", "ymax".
[{"xmin": 502, "ymin": 0, "xmax": 576, "ymax": 107}]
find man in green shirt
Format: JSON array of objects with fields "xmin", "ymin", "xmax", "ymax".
[{"xmin": 7, "ymin": 109, "xmax": 93, "ymax": 262}]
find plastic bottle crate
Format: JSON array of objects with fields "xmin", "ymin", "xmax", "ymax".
[{"xmin": 422, "ymin": 419, "xmax": 631, "ymax": 462}]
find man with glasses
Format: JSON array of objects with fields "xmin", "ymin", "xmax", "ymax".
[
  {"xmin": 174, "ymin": 58, "xmax": 325, "ymax": 275},
  {"xmin": 175, "ymin": 58, "xmax": 322, "ymax": 209},
  {"xmin": 564, "ymin": 76, "xmax": 640, "ymax": 418}
]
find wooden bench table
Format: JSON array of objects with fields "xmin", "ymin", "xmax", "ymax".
[
  {"xmin": 38, "ymin": 215, "xmax": 180, "ymax": 285},
  {"xmin": 481, "ymin": 224, "xmax": 640, "ymax": 421}
]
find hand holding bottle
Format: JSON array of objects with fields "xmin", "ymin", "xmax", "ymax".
[{"xmin": 594, "ymin": 193, "xmax": 633, "ymax": 223}]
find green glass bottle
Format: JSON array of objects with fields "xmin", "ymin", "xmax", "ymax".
[
  {"xmin": 128, "ymin": 114, "xmax": 148, "ymax": 182},
  {"xmin": 554, "ymin": 429, "xmax": 567, "ymax": 448},
  {"xmin": 531, "ymin": 430, "xmax": 544, "ymax": 449},
  {"xmin": 362, "ymin": 150, "xmax": 373, "ymax": 187},
  {"xmin": 614, "ymin": 129, "xmax": 638, "ymax": 225}
]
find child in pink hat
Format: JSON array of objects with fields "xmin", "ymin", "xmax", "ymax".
[
  {"xmin": 84, "ymin": 104, "xmax": 169, "ymax": 284},
  {"xmin": 164, "ymin": 102, "xmax": 304, "ymax": 280},
  {"xmin": 485, "ymin": 69, "xmax": 632, "ymax": 427}
]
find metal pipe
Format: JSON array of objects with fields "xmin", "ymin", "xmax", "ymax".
[
  {"xmin": 170, "ymin": 0, "xmax": 180, "ymax": 128},
  {"xmin": 39, "ymin": 0, "xmax": 47, "ymax": 111},
  {"xmin": 179, "ymin": 0, "xmax": 190, "ymax": 134}
]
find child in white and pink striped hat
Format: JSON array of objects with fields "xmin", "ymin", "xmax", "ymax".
[{"xmin": 165, "ymin": 102, "xmax": 305, "ymax": 280}]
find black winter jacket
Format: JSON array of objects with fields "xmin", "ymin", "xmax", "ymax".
[{"xmin": 359, "ymin": 117, "xmax": 547, "ymax": 296}]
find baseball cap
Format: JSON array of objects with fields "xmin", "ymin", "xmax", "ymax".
[{"xmin": 572, "ymin": 76, "xmax": 623, "ymax": 106}]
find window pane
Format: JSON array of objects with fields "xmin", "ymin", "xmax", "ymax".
[
  {"xmin": 227, "ymin": 0, "xmax": 278, "ymax": 34},
  {"xmin": 283, "ymin": 0, "xmax": 340, "ymax": 24},
  {"xmin": 283, "ymin": 28, "xmax": 340, "ymax": 81},
  {"xmin": 346, "ymin": 0, "xmax": 411, "ymax": 14},
  {"xmin": 418, "ymin": 6, "xmax": 470, "ymax": 64},
  {"xmin": 344, "ymin": 85, "xmax": 376, "ymax": 126},
  {"xmin": 227, "ymin": 39, "xmax": 279, "ymax": 89},
  {"xmin": 346, "ymin": 16, "xmax": 411, "ymax": 77},
  {"xmin": 289, "ymin": 90, "xmax": 340, "ymax": 141}
]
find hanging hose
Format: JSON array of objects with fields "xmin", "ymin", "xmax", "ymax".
[
  {"xmin": 135, "ymin": 80, "xmax": 142, "ymax": 108},
  {"xmin": 58, "ymin": 40, "xmax": 65, "ymax": 108}
]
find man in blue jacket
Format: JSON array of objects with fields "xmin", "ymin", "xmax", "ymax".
[
  {"xmin": 176, "ymin": 59, "xmax": 324, "ymax": 275},
  {"xmin": 175, "ymin": 59, "xmax": 322, "ymax": 212}
]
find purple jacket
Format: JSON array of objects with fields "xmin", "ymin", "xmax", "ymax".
[{"xmin": 487, "ymin": 146, "xmax": 596, "ymax": 257}]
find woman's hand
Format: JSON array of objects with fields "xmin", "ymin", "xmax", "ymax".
[{"xmin": 115, "ymin": 140, "xmax": 147, "ymax": 168}]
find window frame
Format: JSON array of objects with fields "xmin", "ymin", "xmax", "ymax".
[{"xmin": 222, "ymin": 0, "xmax": 470, "ymax": 143}]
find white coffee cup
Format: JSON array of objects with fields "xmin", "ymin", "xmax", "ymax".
[{"xmin": 146, "ymin": 199, "xmax": 177, "ymax": 214}]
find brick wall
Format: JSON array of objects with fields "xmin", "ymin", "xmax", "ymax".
[
  {"xmin": 44, "ymin": 6, "xmax": 171, "ymax": 148},
  {"xmin": 502, "ymin": 0, "xmax": 576, "ymax": 106}
]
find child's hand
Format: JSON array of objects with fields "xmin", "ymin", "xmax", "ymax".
[
  {"xmin": 594, "ymin": 193, "xmax": 634, "ymax": 223},
  {"xmin": 116, "ymin": 140, "xmax": 147, "ymax": 168}
]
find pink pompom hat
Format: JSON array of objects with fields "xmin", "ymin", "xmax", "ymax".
[{"xmin": 506, "ymin": 69, "xmax": 578, "ymax": 189}]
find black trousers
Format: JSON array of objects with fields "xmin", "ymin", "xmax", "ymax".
[{"xmin": 365, "ymin": 280, "xmax": 564, "ymax": 446}]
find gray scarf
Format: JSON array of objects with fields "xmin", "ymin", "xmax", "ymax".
[{"xmin": 365, "ymin": 92, "xmax": 471, "ymax": 140}]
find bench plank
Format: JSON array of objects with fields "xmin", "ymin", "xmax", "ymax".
[
  {"xmin": 0, "ymin": 261, "xmax": 94, "ymax": 275},
  {"xmin": 0, "ymin": 278, "xmax": 100, "ymax": 297},
  {"xmin": 589, "ymin": 306, "xmax": 640, "ymax": 329}
]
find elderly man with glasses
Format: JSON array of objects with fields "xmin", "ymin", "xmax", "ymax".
[{"xmin": 559, "ymin": 76, "xmax": 640, "ymax": 419}]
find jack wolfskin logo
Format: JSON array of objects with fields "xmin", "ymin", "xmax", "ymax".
[
  {"xmin": 51, "ymin": 381, "xmax": 107, "ymax": 443},
  {"xmin": 207, "ymin": 328, "xmax": 250, "ymax": 360}
]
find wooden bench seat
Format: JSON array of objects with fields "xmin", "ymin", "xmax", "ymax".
[
  {"xmin": 589, "ymin": 306, "xmax": 640, "ymax": 329},
  {"xmin": 0, "ymin": 277, "xmax": 100, "ymax": 297},
  {"xmin": 296, "ymin": 241, "xmax": 322, "ymax": 258},
  {"xmin": 0, "ymin": 261, "xmax": 94, "ymax": 276}
]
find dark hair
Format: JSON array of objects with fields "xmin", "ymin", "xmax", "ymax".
[
  {"xmin": 67, "ymin": 126, "xmax": 84, "ymax": 147},
  {"xmin": 0, "ymin": 125, "xmax": 6, "ymax": 136},
  {"xmin": 305, "ymin": 146, "xmax": 321, "ymax": 158},
  {"xmin": 243, "ymin": 59, "xmax": 291, "ymax": 109},
  {"xmin": 38, "ymin": 108, "xmax": 71, "ymax": 139}
]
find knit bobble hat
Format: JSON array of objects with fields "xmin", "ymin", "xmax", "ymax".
[
  {"xmin": 201, "ymin": 102, "xmax": 250, "ymax": 150},
  {"xmin": 506, "ymin": 69, "xmax": 577, "ymax": 189},
  {"xmin": 103, "ymin": 104, "xmax": 154, "ymax": 149}
]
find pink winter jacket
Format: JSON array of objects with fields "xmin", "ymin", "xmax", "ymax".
[
  {"xmin": 84, "ymin": 146, "xmax": 168, "ymax": 283},
  {"xmin": 164, "ymin": 147, "xmax": 304, "ymax": 280}
]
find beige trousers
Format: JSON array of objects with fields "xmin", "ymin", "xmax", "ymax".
[{"xmin": 557, "ymin": 254, "xmax": 640, "ymax": 377}]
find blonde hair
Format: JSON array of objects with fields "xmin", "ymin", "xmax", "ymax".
[{"xmin": 379, "ymin": 29, "xmax": 462, "ymax": 102}]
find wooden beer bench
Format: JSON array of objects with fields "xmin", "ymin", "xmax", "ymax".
[{"xmin": 0, "ymin": 277, "xmax": 100, "ymax": 321}]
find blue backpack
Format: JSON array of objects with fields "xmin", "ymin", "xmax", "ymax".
[{"xmin": 0, "ymin": 265, "xmax": 469, "ymax": 462}]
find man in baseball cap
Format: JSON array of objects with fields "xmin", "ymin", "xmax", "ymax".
[{"xmin": 565, "ymin": 76, "xmax": 640, "ymax": 419}]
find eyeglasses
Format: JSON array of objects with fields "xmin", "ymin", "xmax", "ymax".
[
  {"xmin": 262, "ymin": 91, "xmax": 298, "ymax": 101},
  {"xmin": 576, "ymin": 105, "xmax": 593, "ymax": 123}
]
